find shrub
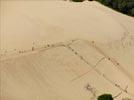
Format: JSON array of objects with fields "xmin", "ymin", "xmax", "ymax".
[{"xmin": 97, "ymin": 94, "xmax": 113, "ymax": 100}]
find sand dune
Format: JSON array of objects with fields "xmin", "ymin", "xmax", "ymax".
[{"xmin": 0, "ymin": 0, "xmax": 134, "ymax": 100}]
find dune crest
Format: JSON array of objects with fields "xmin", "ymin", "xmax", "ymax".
[{"xmin": 1, "ymin": 0, "xmax": 134, "ymax": 100}]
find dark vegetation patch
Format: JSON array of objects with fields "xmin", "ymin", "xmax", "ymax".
[
  {"xmin": 97, "ymin": 94, "xmax": 113, "ymax": 100},
  {"xmin": 96, "ymin": 0, "xmax": 134, "ymax": 17},
  {"xmin": 71, "ymin": 0, "xmax": 134, "ymax": 17}
]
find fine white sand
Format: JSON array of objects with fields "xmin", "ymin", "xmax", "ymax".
[{"xmin": 0, "ymin": 0, "xmax": 134, "ymax": 100}]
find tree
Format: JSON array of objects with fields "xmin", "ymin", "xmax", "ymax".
[
  {"xmin": 97, "ymin": 94, "xmax": 113, "ymax": 100},
  {"xmin": 130, "ymin": 8, "xmax": 134, "ymax": 16},
  {"xmin": 95, "ymin": 0, "xmax": 134, "ymax": 16}
]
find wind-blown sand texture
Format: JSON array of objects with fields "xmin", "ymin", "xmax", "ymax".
[{"xmin": 0, "ymin": 1, "xmax": 134, "ymax": 100}]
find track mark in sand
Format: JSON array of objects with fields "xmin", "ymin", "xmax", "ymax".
[
  {"xmin": 94, "ymin": 57, "xmax": 106, "ymax": 68},
  {"xmin": 66, "ymin": 39, "xmax": 134, "ymax": 83},
  {"xmin": 0, "ymin": 40, "xmax": 75, "ymax": 61},
  {"xmin": 71, "ymin": 69, "xmax": 91, "ymax": 82},
  {"xmin": 1, "ymin": 39, "xmax": 134, "ymax": 97},
  {"xmin": 64, "ymin": 40, "xmax": 134, "ymax": 98},
  {"xmin": 87, "ymin": 40, "xmax": 134, "ymax": 83},
  {"xmin": 70, "ymin": 57, "xmax": 106, "ymax": 82},
  {"xmin": 1, "ymin": 38, "xmax": 133, "ymax": 83}
]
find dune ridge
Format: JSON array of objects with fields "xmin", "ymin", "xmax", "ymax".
[{"xmin": 1, "ymin": 0, "xmax": 134, "ymax": 100}]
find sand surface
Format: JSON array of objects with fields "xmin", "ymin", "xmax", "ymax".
[{"xmin": 0, "ymin": 0, "xmax": 134, "ymax": 100}]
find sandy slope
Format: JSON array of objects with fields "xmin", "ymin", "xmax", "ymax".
[
  {"xmin": 0, "ymin": 0, "xmax": 134, "ymax": 100},
  {"xmin": 0, "ymin": 0, "xmax": 126, "ymax": 53}
]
